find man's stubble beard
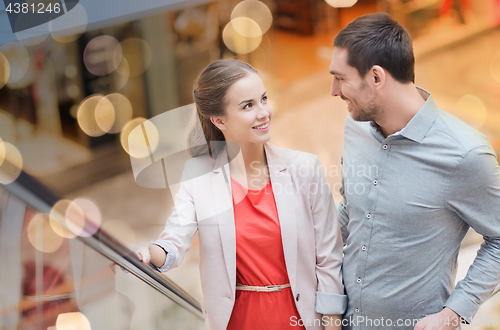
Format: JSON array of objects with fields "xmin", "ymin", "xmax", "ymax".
[{"xmin": 352, "ymin": 82, "xmax": 382, "ymax": 122}]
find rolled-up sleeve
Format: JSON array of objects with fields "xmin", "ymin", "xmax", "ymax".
[
  {"xmin": 316, "ymin": 292, "xmax": 348, "ymax": 315},
  {"xmin": 149, "ymin": 240, "xmax": 177, "ymax": 272}
]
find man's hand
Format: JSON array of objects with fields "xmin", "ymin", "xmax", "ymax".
[{"xmin": 414, "ymin": 307, "xmax": 461, "ymax": 330}]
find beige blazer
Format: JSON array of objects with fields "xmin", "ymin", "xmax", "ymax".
[{"xmin": 153, "ymin": 144, "xmax": 347, "ymax": 330}]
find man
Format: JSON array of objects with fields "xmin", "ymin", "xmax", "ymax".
[{"xmin": 331, "ymin": 12, "xmax": 500, "ymax": 330}]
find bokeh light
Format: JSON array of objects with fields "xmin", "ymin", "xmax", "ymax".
[
  {"xmin": 8, "ymin": 57, "xmax": 34, "ymax": 90},
  {"xmin": 115, "ymin": 57, "xmax": 130, "ymax": 90},
  {"xmin": 231, "ymin": 0, "xmax": 273, "ymax": 35},
  {"xmin": 325, "ymin": 0, "xmax": 358, "ymax": 7},
  {"xmin": 101, "ymin": 220, "xmax": 136, "ymax": 245},
  {"xmin": 28, "ymin": 213, "xmax": 63, "ymax": 253},
  {"xmin": 94, "ymin": 96, "xmax": 115, "ymax": 133},
  {"xmin": 454, "ymin": 94, "xmax": 487, "ymax": 129},
  {"xmin": 65, "ymin": 201, "xmax": 87, "ymax": 237},
  {"xmin": 120, "ymin": 38, "xmax": 152, "ymax": 77},
  {"xmin": 0, "ymin": 43, "xmax": 30, "ymax": 87},
  {"xmin": 56, "ymin": 312, "xmax": 91, "ymax": 330},
  {"xmin": 66, "ymin": 84, "xmax": 81, "ymax": 99},
  {"xmin": 50, "ymin": 4, "xmax": 88, "ymax": 43},
  {"xmin": 0, "ymin": 53, "xmax": 10, "ymax": 89},
  {"xmin": 50, "ymin": 200, "xmax": 79, "ymax": 239},
  {"xmin": 83, "ymin": 36, "xmax": 122, "ymax": 76},
  {"xmin": 121, "ymin": 118, "xmax": 146, "ymax": 157},
  {"xmin": 0, "ymin": 110, "xmax": 17, "ymax": 143},
  {"xmin": 64, "ymin": 65, "xmax": 78, "ymax": 79},
  {"xmin": 107, "ymin": 93, "xmax": 133, "ymax": 132},
  {"xmin": 96, "ymin": 93, "xmax": 133, "ymax": 134},
  {"xmin": 50, "ymin": 198, "xmax": 101, "ymax": 238},
  {"xmin": 490, "ymin": 51, "xmax": 500, "ymax": 84},
  {"xmin": 77, "ymin": 95, "xmax": 107, "ymax": 137},
  {"xmin": 230, "ymin": 16, "xmax": 263, "ymax": 38},
  {"xmin": 73, "ymin": 198, "xmax": 102, "ymax": 237},
  {"xmin": 70, "ymin": 104, "xmax": 79, "ymax": 119},
  {"xmin": 120, "ymin": 118, "xmax": 160, "ymax": 158},
  {"xmin": 223, "ymin": 18, "xmax": 262, "ymax": 54},
  {"xmin": 0, "ymin": 142, "xmax": 23, "ymax": 185}
]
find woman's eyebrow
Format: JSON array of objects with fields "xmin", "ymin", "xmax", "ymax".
[
  {"xmin": 238, "ymin": 92, "xmax": 267, "ymax": 105},
  {"xmin": 238, "ymin": 99, "xmax": 253, "ymax": 105}
]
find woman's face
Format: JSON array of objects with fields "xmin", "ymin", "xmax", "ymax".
[{"xmin": 213, "ymin": 72, "xmax": 272, "ymax": 146}]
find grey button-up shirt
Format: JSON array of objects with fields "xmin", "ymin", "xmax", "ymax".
[{"xmin": 338, "ymin": 88, "xmax": 500, "ymax": 329}]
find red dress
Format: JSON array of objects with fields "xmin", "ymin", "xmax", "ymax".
[{"xmin": 226, "ymin": 178, "xmax": 305, "ymax": 330}]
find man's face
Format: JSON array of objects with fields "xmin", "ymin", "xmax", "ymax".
[{"xmin": 329, "ymin": 47, "xmax": 381, "ymax": 122}]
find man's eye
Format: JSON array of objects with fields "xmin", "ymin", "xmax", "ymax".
[{"xmin": 336, "ymin": 77, "xmax": 343, "ymax": 81}]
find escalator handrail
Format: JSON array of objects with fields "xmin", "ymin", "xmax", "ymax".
[{"xmin": 1, "ymin": 168, "xmax": 204, "ymax": 320}]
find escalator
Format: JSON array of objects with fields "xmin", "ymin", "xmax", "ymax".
[{"xmin": 0, "ymin": 166, "xmax": 204, "ymax": 330}]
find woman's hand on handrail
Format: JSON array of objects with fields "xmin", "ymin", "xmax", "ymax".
[
  {"xmin": 133, "ymin": 243, "xmax": 152, "ymax": 265},
  {"xmin": 132, "ymin": 243, "xmax": 167, "ymax": 269}
]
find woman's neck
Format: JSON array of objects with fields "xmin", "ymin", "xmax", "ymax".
[{"xmin": 227, "ymin": 142, "xmax": 269, "ymax": 189}]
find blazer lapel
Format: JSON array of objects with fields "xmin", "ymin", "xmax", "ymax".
[
  {"xmin": 208, "ymin": 144, "xmax": 298, "ymax": 296},
  {"xmin": 266, "ymin": 145, "xmax": 298, "ymax": 289},
  {"xmin": 211, "ymin": 148, "xmax": 236, "ymax": 295}
]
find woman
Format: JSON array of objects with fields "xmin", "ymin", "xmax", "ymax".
[{"xmin": 135, "ymin": 60, "xmax": 346, "ymax": 330}]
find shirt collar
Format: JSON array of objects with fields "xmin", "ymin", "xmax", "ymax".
[{"xmin": 370, "ymin": 87, "xmax": 440, "ymax": 143}]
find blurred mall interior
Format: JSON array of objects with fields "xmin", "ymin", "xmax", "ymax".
[{"xmin": 1, "ymin": 0, "xmax": 500, "ymax": 329}]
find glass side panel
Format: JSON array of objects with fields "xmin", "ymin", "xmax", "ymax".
[{"xmin": 0, "ymin": 187, "xmax": 203, "ymax": 330}]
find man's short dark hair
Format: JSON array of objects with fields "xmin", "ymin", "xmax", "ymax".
[{"xmin": 334, "ymin": 12, "xmax": 415, "ymax": 84}]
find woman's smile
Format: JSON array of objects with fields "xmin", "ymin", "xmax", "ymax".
[{"xmin": 253, "ymin": 121, "xmax": 269, "ymax": 131}]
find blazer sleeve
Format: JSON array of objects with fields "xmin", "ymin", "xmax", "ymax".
[
  {"xmin": 150, "ymin": 161, "xmax": 198, "ymax": 272},
  {"xmin": 309, "ymin": 155, "xmax": 348, "ymax": 315}
]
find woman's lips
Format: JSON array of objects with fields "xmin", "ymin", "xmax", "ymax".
[{"xmin": 253, "ymin": 122, "xmax": 269, "ymax": 131}]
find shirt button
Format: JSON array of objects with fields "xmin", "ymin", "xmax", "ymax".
[
  {"xmin": 367, "ymin": 213, "xmax": 371, "ymax": 219},
  {"xmin": 357, "ymin": 278, "xmax": 362, "ymax": 284},
  {"xmin": 355, "ymin": 308, "xmax": 360, "ymax": 313},
  {"xmin": 383, "ymin": 145, "xmax": 388, "ymax": 150},
  {"xmin": 373, "ymin": 180, "xmax": 378, "ymax": 185},
  {"xmin": 361, "ymin": 246, "xmax": 367, "ymax": 251}
]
